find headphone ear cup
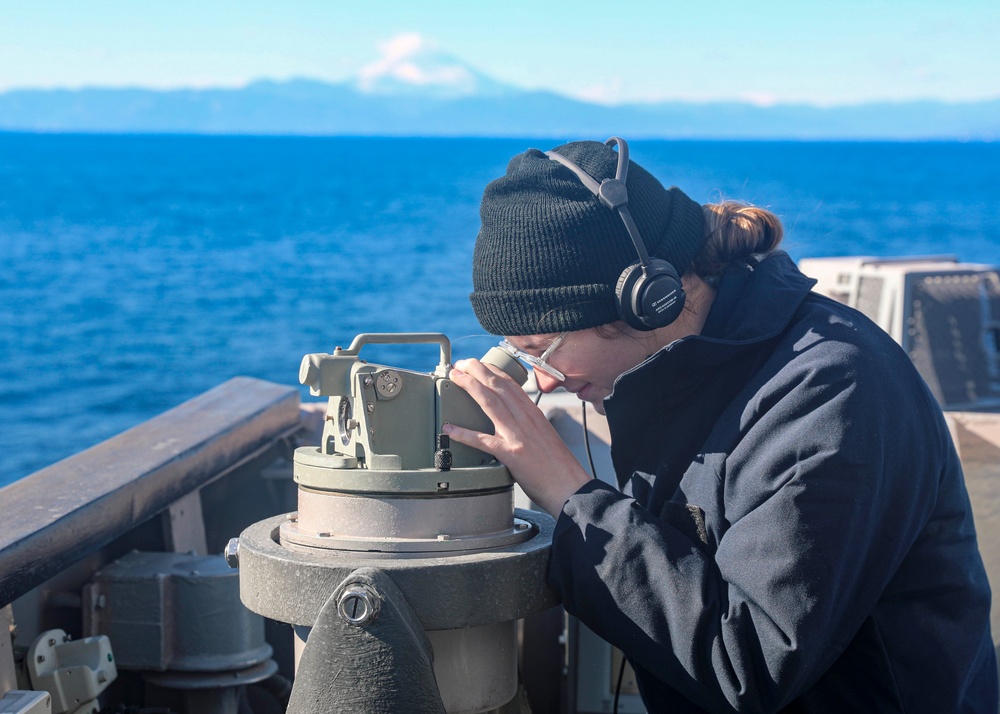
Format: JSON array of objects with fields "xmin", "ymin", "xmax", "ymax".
[
  {"xmin": 615, "ymin": 262, "xmax": 649, "ymax": 330},
  {"xmin": 615, "ymin": 259, "xmax": 685, "ymax": 331}
]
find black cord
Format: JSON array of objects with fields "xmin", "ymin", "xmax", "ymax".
[
  {"xmin": 580, "ymin": 400, "xmax": 598, "ymax": 479},
  {"xmin": 583, "ymin": 399, "xmax": 623, "ymax": 712},
  {"xmin": 538, "ymin": 389, "xmax": 620, "ymax": 708},
  {"xmin": 536, "ymin": 390, "xmax": 598, "ymax": 480},
  {"xmin": 613, "ymin": 653, "xmax": 627, "ymax": 713}
]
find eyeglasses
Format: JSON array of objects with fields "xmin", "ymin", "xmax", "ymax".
[{"xmin": 497, "ymin": 332, "xmax": 568, "ymax": 382}]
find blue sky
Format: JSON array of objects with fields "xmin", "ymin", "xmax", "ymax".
[{"xmin": 2, "ymin": 0, "xmax": 998, "ymax": 105}]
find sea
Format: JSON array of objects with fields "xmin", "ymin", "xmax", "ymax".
[{"xmin": 1, "ymin": 133, "xmax": 998, "ymax": 487}]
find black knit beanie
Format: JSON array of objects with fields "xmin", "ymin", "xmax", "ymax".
[{"xmin": 470, "ymin": 140, "xmax": 705, "ymax": 336}]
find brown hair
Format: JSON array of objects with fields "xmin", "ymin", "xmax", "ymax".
[{"xmin": 690, "ymin": 201, "xmax": 784, "ymax": 285}]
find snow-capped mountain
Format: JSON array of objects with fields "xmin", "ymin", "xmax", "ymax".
[{"xmin": 351, "ymin": 33, "xmax": 516, "ymax": 99}]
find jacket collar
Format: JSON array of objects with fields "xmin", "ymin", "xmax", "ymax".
[{"xmin": 700, "ymin": 250, "xmax": 817, "ymax": 343}]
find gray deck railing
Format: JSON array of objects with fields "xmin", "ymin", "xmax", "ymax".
[{"xmin": 0, "ymin": 377, "xmax": 300, "ymax": 607}]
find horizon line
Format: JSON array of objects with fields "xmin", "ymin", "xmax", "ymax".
[
  {"xmin": 1, "ymin": 77, "xmax": 998, "ymax": 110},
  {"xmin": 1, "ymin": 130, "xmax": 995, "ymax": 144}
]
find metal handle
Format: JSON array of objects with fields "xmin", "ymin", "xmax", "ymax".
[{"xmin": 336, "ymin": 333, "xmax": 452, "ymax": 370}]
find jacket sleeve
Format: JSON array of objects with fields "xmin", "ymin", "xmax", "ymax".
[{"xmin": 546, "ymin": 338, "xmax": 967, "ymax": 712}]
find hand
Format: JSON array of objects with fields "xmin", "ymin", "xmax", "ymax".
[{"xmin": 444, "ymin": 358, "xmax": 592, "ymax": 516}]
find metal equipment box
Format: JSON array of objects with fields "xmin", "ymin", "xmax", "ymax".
[{"xmin": 800, "ymin": 256, "xmax": 1000, "ymax": 411}]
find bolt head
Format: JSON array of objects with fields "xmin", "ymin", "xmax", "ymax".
[
  {"xmin": 337, "ymin": 584, "xmax": 380, "ymax": 627},
  {"xmin": 225, "ymin": 538, "xmax": 240, "ymax": 569}
]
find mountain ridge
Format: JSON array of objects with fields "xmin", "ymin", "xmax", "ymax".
[{"xmin": 1, "ymin": 77, "xmax": 997, "ymax": 140}]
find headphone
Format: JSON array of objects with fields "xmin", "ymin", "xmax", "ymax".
[{"xmin": 545, "ymin": 137, "xmax": 685, "ymax": 331}]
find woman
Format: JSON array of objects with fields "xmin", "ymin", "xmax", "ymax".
[{"xmin": 443, "ymin": 138, "xmax": 997, "ymax": 712}]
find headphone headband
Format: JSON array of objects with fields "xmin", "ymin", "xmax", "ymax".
[
  {"xmin": 544, "ymin": 137, "xmax": 685, "ymax": 331},
  {"xmin": 545, "ymin": 136, "xmax": 652, "ymax": 267}
]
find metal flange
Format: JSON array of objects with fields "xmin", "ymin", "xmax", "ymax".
[
  {"xmin": 293, "ymin": 446, "xmax": 514, "ymax": 494},
  {"xmin": 236, "ymin": 509, "xmax": 558, "ymax": 630}
]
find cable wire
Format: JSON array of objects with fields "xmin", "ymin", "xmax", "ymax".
[
  {"xmin": 537, "ymin": 389, "xmax": 620, "ymax": 708},
  {"xmin": 613, "ymin": 653, "xmax": 627, "ymax": 713},
  {"xmin": 581, "ymin": 400, "xmax": 598, "ymax": 479}
]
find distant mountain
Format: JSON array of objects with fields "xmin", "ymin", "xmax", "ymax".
[
  {"xmin": 1, "ymin": 74, "xmax": 996, "ymax": 140},
  {"xmin": 351, "ymin": 37, "xmax": 516, "ymax": 99}
]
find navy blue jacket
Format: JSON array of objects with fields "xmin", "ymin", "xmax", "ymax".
[{"xmin": 548, "ymin": 252, "xmax": 997, "ymax": 712}]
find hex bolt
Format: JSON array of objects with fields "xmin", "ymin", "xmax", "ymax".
[
  {"xmin": 225, "ymin": 538, "xmax": 240, "ymax": 569},
  {"xmin": 337, "ymin": 584, "xmax": 381, "ymax": 627}
]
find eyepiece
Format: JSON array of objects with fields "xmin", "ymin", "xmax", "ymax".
[{"xmin": 481, "ymin": 346, "xmax": 529, "ymax": 386}]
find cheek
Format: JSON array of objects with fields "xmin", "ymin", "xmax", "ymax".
[
  {"xmin": 589, "ymin": 359, "xmax": 634, "ymax": 390},
  {"xmin": 611, "ymin": 348, "xmax": 646, "ymax": 379},
  {"xmin": 569, "ymin": 334, "xmax": 650, "ymax": 387}
]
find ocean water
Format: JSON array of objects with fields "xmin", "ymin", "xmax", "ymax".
[{"xmin": 1, "ymin": 134, "xmax": 998, "ymax": 487}]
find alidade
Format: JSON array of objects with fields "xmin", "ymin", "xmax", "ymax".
[
  {"xmin": 298, "ymin": 332, "xmax": 524, "ymax": 473},
  {"xmin": 289, "ymin": 332, "xmax": 531, "ymax": 553},
  {"xmin": 234, "ymin": 333, "xmax": 557, "ymax": 714}
]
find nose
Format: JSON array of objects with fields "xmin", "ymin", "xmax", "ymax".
[{"xmin": 533, "ymin": 368, "xmax": 561, "ymax": 393}]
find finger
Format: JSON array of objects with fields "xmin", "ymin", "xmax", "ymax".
[
  {"xmin": 454, "ymin": 359, "xmax": 539, "ymax": 419},
  {"xmin": 446, "ymin": 366, "xmax": 534, "ymax": 455},
  {"xmin": 441, "ymin": 424, "xmax": 503, "ymax": 459},
  {"xmin": 449, "ymin": 362, "xmax": 519, "ymax": 425},
  {"xmin": 453, "ymin": 358, "xmax": 522, "ymax": 396}
]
